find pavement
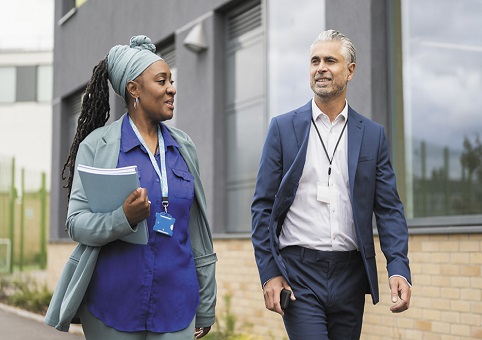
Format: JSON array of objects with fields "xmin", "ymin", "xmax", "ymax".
[{"xmin": 0, "ymin": 303, "xmax": 84, "ymax": 339}]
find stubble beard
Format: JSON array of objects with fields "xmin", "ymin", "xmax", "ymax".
[{"xmin": 311, "ymin": 81, "xmax": 347, "ymax": 103}]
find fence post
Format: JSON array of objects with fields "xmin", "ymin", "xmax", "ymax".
[
  {"xmin": 40, "ymin": 172, "xmax": 47, "ymax": 269},
  {"xmin": 19, "ymin": 168, "xmax": 25, "ymax": 271},
  {"xmin": 8, "ymin": 158, "xmax": 16, "ymax": 273}
]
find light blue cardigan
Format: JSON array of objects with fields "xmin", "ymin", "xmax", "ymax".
[{"xmin": 44, "ymin": 114, "xmax": 217, "ymax": 331}]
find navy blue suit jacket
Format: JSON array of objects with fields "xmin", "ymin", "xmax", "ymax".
[{"xmin": 251, "ymin": 101, "xmax": 411, "ymax": 304}]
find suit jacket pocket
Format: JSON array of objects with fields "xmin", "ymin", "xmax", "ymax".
[
  {"xmin": 358, "ymin": 154, "xmax": 375, "ymax": 163},
  {"xmin": 364, "ymin": 243, "xmax": 376, "ymax": 259}
]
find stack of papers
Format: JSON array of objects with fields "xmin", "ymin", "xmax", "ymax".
[
  {"xmin": 78, "ymin": 164, "xmax": 139, "ymax": 176},
  {"xmin": 77, "ymin": 164, "xmax": 148, "ymax": 245}
]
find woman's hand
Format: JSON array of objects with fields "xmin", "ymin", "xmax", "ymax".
[
  {"xmin": 195, "ymin": 326, "xmax": 211, "ymax": 339},
  {"xmin": 123, "ymin": 188, "xmax": 150, "ymax": 226}
]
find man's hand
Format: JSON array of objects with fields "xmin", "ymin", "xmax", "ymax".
[
  {"xmin": 389, "ymin": 276, "xmax": 411, "ymax": 313},
  {"xmin": 263, "ymin": 276, "xmax": 295, "ymax": 316},
  {"xmin": 195, "ymin": 326, "xmax": 211, "ymax": 339}
]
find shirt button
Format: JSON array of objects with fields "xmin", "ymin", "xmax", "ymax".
[
  {"xmin": 332, "ymin": 208, "xmax": 336, "ymax": 213},
  {"xmin": 156, "ymin": 178, "xmax": 160, "ymax": 183}
]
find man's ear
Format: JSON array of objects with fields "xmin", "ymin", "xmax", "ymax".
[
  {"xmin": 347, "ymin": 63, "xmax": 356, "ymax": 81},
  {"xmin": 126, "ymin": 80, "xmax": 139, "ymax": 99}
]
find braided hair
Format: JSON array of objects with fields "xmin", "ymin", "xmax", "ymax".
[{"xmin": 62, "ymin": 57, "xmax": 111, "ymax": 199}]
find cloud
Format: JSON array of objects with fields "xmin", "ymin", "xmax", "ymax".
[
  {"xmin": 403, "ymin": 0, "xmax": 482, "ymax": 152},
  {"xmin": 0, "ymin": 0, "xmax": 53, "ymax": 50}
]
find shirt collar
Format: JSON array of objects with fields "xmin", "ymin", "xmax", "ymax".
[
  {"xmin": 121, "ymin": 114, "xmax": 181, "ymax": 153},
  {"xmin": 311, "ymin": 99, "xmax": 348, "ymax": 123}
]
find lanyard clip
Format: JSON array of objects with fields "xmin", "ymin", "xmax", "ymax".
[{"xmin": 162, "ymin": 197, "xmax": 169, "ymax": 213}]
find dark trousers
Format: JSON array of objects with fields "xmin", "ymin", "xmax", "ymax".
[{"xmin": 281, "ymin": 246, "xmax": 368, "ymax": 340}]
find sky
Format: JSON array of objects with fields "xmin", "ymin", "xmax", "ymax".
[{"xmin": 0, "ymin": 0, "xmax": 54, "ymax": 50}]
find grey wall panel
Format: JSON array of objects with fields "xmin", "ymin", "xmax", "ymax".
[{"xmin": 325, "ymin": 0, "xmax": 390, "ymax": 130}]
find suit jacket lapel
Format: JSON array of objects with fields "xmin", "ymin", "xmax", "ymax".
[
  {"xmin": 273, "ymin": 102, "xmax": 311, "ymax": 223},
  {"xmin": 292, "ymin": 101, "xmax": 312, "ymax": 150},
  {"xmin": 347, "ymin": 107, "xmax": 364, "ymax": 194}
]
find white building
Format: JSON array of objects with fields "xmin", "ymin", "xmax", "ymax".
[{"xmin": 0, "ymin": 0, "xmax": 54, "ymax": 187}]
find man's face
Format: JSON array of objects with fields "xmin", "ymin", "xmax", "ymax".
[{"xmin": 309, "ymin": 41, "xmax": 355, "ymax": 102}]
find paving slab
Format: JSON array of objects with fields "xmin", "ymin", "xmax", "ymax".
[{"xmin": 0, "ymin": 303, "xmax": 83, "ymax": 339}]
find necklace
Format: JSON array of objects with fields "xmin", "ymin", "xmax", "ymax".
[{"xmin": 146, "ymin": 134, "xmax": 159, "ymax": 154}]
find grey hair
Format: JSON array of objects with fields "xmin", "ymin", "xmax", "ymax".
[{"xmin": 310, "ymin": 29, "xmax": 356, "ymax": 64}]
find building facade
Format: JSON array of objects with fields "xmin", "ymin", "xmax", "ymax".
[
  {"xmin": 0, "ymin": 50, "xmax": 53, "ymax": 182},
  {"xmin": 49, "ymin": 0, "xmax": 482, "ymax": 338}
]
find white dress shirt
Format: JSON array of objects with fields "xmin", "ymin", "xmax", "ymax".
[{"xmin": 279, "ymin": 99, "xmax": 358, "ymax": 251}]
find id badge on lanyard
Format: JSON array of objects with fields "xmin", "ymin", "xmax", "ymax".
[{"xmin": 129, "ymin": 117, "xmax": 175, "ymax": 236}]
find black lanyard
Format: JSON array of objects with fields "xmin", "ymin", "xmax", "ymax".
[{"xmin": 311, "ymin": 117, "xmax": 348, "ymax": 183}]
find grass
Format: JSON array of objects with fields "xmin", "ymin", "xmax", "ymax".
[
  {"xmin": 204, "ymin": 294, "xmax": 256, "ymax": 340},
  {"xmin": 0, "ymin": 273, "xmax": 52, "ymax": 315}
]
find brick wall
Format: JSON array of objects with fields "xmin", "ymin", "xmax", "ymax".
[
  {"xmin": 361, "ymin": 234, "xmax": 482, "ymax": 340},
  {"xmin": 47, "ymin": 233, "xmax": 482, "ymax": 339},
  {"xmin": 213, "ymin": 234, "xmax": 482, "ymax": 339},
  {"xmin": 46, "ymin": 242, "xmax": 77, "ymax": 290},
  {"xmin": 213, "ymin": 239, "xmax": 287, "ymax": 339}
]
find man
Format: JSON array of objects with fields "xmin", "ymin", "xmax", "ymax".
[{"xmin": 251, "ymin": 30, "xmax": 411, "ymax": 339}]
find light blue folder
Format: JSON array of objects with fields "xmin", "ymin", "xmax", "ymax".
[{"xmin": 77, "ymin": 164, "xmax": 148, "ymax": 245}]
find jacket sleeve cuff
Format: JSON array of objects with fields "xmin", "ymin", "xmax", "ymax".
[
  {"xmin": 195, "ymin": 314, "xmax": 215, "ymax": 328},
  {"xmin": 389, "ymin": 274, "xmax": 412, "ymax": 287}
]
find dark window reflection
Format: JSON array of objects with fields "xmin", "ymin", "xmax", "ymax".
[{"xmin": 402, "ymin": 0, "xmax": 482, "ymax": 218}]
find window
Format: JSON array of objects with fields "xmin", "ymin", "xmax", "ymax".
[
  {"xmin": 65, "ymin": 91, "xmax": 83, "ymax": 144},
  {"xmin": 221, "ymin": 0, "xmax": 326, "ymax": 233},
  {"xmin": 266, "ymin": 0, "xmax": 326, "ymax": 118},
  {"xmin": 37, "ymin": 65, "xmax": 53, "ymax": 102},
  {"xmin": 0, "ymin": 65, "xmax": 52, "ymax": 104},
  {"xmin": 225, "ymin": 0, "xmax": 265, "ymax": 232},
  {"xmin": 401, "ymin": 0, "xmax": 482, "ymax": 223},
  {"xmin": 60, "ymin": 0, "xmax": 87, "ymax": 25},
  {"xmin": 62, "ymin": 0, "xmax": 76, "ymax": 16},
  {"xmin": 16, "ymin": 66, "xmax": 37, "ymax": 102},
  {"xmin": 63, "ymin": 0, "xmax": 87, "ymax": 15},
  {"xmin": 0, "ymin": 67, "xmax": 15, "ymax": 103}
]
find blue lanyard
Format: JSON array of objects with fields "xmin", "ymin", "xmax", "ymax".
[{"xmin": 128, "ymin": 116, "xmax": 169, "ymax": 212}]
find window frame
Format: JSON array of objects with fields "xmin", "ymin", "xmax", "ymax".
[
  {"xmin": 223, "ymin": 0, "xmax": 266, "ymax": 234},
  {"xmin": 390, "ymin": 0, "xmax": 482, "ymax": 233}
]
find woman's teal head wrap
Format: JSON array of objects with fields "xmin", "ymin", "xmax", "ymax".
[{"xmin": 107, "ymin": 35, "xmax": 162, "ymax": 100}]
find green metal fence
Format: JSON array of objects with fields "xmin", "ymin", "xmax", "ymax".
[{"xmin": 0, "ymin": 156, "xmax": 48, "ymax": 273}]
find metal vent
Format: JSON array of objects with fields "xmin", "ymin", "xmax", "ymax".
[
  {"xmin": 66, "ymin": 91, "xmax": 82, "ymax": 142},
  {"xmin": 158, "ymin": 43, "xmax": 176, "ymax": 69},
  {"xmin": 227, "ymin": 2, "xmax": 262, "ymax": 40}
]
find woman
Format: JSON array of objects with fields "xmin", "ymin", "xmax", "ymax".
[{"xmin": 44, "ymin": 35, "xmax": 217, "ymax": 339}]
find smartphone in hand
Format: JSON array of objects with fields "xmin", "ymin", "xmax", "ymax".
[{"xmin": 280, "ymin": 288, "xmax": 291, "ymax": 310}]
